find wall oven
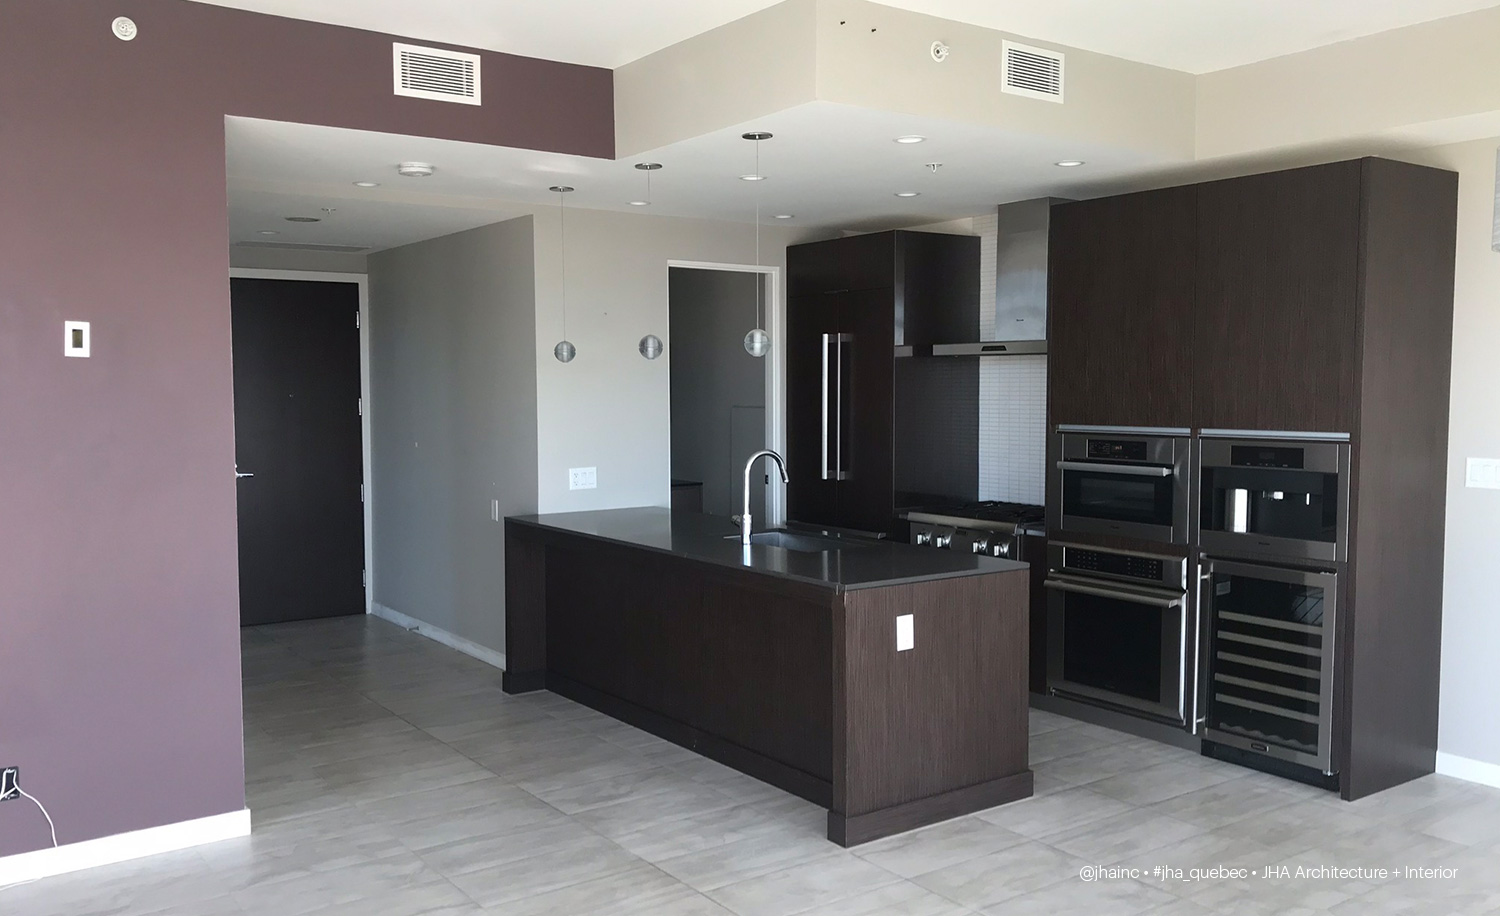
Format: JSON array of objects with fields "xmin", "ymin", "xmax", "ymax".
[
  {"xmin": 1201, "ymin": 557, "xmax": 1338, "ymax": 774},
  {"xmin": 1045, "ymin": 543, "xmax": 1196, "ymax": 727},
  {"xmin": 1198, "ymin": 433, "xmax": 1350, "ymax": 562},
  {"xmin": 1051, "ymin": 427, "xmax": 1191, "ymax": 545}
]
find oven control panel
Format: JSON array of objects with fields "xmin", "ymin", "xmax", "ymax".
[
  {"xmin": 1086, "ymin": 439, "xmax": 1148, "ymax": 461},
  {"xmin": 1054, "ymin": 543, "xmax": 1186, "ymax": 590}
]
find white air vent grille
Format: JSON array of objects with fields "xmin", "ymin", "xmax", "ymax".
[
  {"xmin": 393, "ymin": 43, "xmax": 481, "ymax": 105},
  {"xmin": 1002, "ymin": 41, "xmax": 1064, "ymax": 103},
  {"xmin": 235, "ymin": 241, "xmax": 371, "ymax": 253}
]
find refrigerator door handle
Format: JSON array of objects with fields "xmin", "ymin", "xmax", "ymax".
[
  {"xmin": 834, "ymin": 332, "xmax": 851, "ymax": 481},
  {"xmin": 821, "ymin": 333, "xmax": 833, "ymax": 480}
]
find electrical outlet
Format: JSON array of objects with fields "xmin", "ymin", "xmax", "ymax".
[
  {"xmin": 0, "ymin": 767, "xmax": 18, "ymax": 802},
  {"xmin": 1466, "ymin": 457, "xmax": 1500, "ymax": 489},
  {"xmin": 896, "ymin": 614, "xmax": 914, "ymax": 652},
  {"xmin": 569, "ymin": 467, "xmax": 597, "ymax": 490}
]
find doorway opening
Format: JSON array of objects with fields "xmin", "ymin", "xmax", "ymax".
[
  {"xmin": 228, "ymin": 270, "xmax": 371, "ymax": 626},
  {"xmin": 667, "ymin": 263, "xmax": 782, "ymax": 527}
]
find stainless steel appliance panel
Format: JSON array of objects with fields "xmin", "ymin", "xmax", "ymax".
[
  {"xmin": 1045, "ymin": 543, "xmax": 1195, "ymax": 726},
  {"xmin": 1201, "ymin": 558, "xmax": 1338, "ymax": 774},
  {"xmin": 1051, "ymin": 429, "xmax": 1191, "ymax": 544},
  {"xmin": 1198, "ymin": 438, "xmax": 1350, "ymax": 562}
]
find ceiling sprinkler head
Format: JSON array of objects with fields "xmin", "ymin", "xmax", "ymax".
[
  {"xmin": 930, "ymin": 41, "xmax": 950, "ymax": 62},
  {"xmin": 926, "ymin": 163, "xmax": 943, "ymax": 172}
]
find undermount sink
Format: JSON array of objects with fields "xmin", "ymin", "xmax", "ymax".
[{"xmin": 724, "ymin": 531, "xmax": 854, "ymax": 553}]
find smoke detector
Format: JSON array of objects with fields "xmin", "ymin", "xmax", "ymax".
[
  {"xmin": 112, "ymin": 17, "xmax": 138, "ymax": 41},
  {"xmin": 397, "ymin": 162, "xmax": 435, "ymax": 178}
]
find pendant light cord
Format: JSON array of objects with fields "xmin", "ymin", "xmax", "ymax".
[
  {"xmin": 558, "ymin": 189, "xmax": 567, "ymax": 340},
  {"xmin": 754, "ymin": 138, "xmax": 763, "ymax": 328}
]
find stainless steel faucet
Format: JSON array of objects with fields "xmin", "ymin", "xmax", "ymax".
[{"xmin": 740, "ymin": 449, "xmax": 789, "ymax": 546}]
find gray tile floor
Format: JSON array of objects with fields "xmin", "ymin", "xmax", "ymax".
[{"xmin": 7, "ymin": 615, "xmax": 1500, "ymax": 915}]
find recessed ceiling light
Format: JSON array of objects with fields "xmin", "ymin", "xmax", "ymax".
[
  {"xmin": 1055, "ymin": 160, "xmax": 1086, "ymax": 167},
  {"xmin": 628, "ymin": 200, "xmax": 650, "ymax": 207},
  {"xmin": 740, "ymin": 174, "xmax": 766, "ymax": 181},
  {"xmin": 285, "ymin": 216, "xmax": 321, "ymax": 222},
  {"xmin": 774, "ymin": 214, "xmax": 794, "ymax": 220},
  {"xmin": 895, "ymin": 136, "xmax": 926, "ymax": 144},
  {"xmin": 353, "ymin": 181, "xmax": 380, "ymax": 188},
  {"xmin": 257, "ymin": 230, "xmax": 279, "ymax": 236},
  {"xmin": 894, "ymin": 192, "xmax": 920, "ymax": 198},
  {"xmin": 397, "ymin": 161, "xmax": 435, "ymax": 178}
]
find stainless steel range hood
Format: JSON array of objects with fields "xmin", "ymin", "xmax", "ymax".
[{"xmin": 929, "ymin": 198, "xmax": 1058, "ymax": 357}]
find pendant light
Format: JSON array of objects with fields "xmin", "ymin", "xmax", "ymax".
[
  {"xmin": 742, "ymin": 131, "xmax": 772, "ymax": 358},
  {"xmin": 550, "ymin": 186, "xmax": 576, "ymax": 363},
  {"xmin": 630, "ymin": 162, "xmax": 661, "ymax": 207}
]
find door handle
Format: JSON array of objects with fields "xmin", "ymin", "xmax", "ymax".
[
  {"xmin": 1055, "ymin": 461, "xmax": 1173, "ymax": 478},
  {"xmin": 834, "ymin": 332, "xmax": 851, "ymax": 481},
  {"xmin": 821, "ymin": 333, "xmax": 833, "ymax": 481},
  {"xmin": 236, "ymin": 471, "xmax": 255, "ymax": 479}
]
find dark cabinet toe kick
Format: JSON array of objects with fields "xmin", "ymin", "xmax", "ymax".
[{"xmin": 828, "ymin": 770, "xmax": 1035, "ymax": 847}]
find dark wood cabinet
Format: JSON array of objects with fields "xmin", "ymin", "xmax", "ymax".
[
  {"xmin": 1194, "ymin": 161, "xmax": 1362, "ymax": 432},
  {"xmin": 1045, "ymin": 157, "xmax": 1459, "ymax": 802},
  {"xmin": 786, "ymin": 232, "xmax": 978, "ymax": 534},
  {"xmin": 1047, "ymin": 186, "xmax": 1198, "ymax": 428}
]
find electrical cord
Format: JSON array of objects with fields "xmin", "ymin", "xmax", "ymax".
[
  {"xmin": 0, "ymin": 781, "xmax": 59, "ymax": 893},
  {"xmin": 14, "ymin": 786, "xmax": 57, "ymax": 849}
]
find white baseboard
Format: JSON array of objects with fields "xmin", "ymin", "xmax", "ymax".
[
  {"xmin": 370, "ymin": 602, "xmax": 507, "ymax": 671},
  {"xmin": 1436, "ymin": 751, "xmax": 1500, "ymax": 789},
  {"xmin": 0, "ymin": 808, "xmax": 250, "ymax": 887}
]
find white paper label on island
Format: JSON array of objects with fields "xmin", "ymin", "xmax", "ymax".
[{"xmin": 896, "ymin": 614, "xmax": 914, "ymax": 652}]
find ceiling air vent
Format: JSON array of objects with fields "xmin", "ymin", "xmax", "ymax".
[
  {"xmin": 393, "ymin": 42, "xmax": 481, "ymax": 105},
  {"xmin": 1002, "ymin": 41, "xmax": 1064, "ymax": 103}
]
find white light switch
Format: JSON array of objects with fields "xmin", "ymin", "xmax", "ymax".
[
  {"xmin": 569, "ymin": 467, "xmax": 597, "ymax": 490},
  {"xmin": 1466, "ymin": 458, "xmax": 1500, "ymax": 489},
  {"xmin": 896, "ymin": 614, "xmax": 914, "ymax": 652},
  {"xmin": 64, "ymin": 321, "xmax": 90, "ymax": 357},
  {"xmin": 490, "ymin": 499, "xmax": 501, "ymax": 522}
]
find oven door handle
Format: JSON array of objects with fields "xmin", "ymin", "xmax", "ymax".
[
  {"xmin": 1055, "ymin": 461, "xmax": 1173, "ymax": 478},
  {"xmin": 1043, "ymin": 578, "xmax": 1184, "ymax": 607}
]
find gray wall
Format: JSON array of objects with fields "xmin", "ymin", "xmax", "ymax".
[
  {"xmin": 368, "ymin": 216, "xmax": 537, "ymax": 656},
  {"xmin": 669, "ymin": 268, "xmax": 766, "ymax": 518}
]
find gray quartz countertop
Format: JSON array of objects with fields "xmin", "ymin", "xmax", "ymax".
[{"xmin": 507, "ymin": 507, "xmax": 1029, "ymax": 592}]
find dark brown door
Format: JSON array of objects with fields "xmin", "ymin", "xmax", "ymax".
[
  {"xmin": 231, "ymin": 278, "xmax": 364, "ymax": 626},
  {"xmin": 1047, "ymin": 187, "xmax": 1198, "ymax": 428},
  {"xmin": 834, "ymin": 288, "xmax": 896, "ymax": 534},
  {"xmin": 786, "ymin": 294, "xmax": 843, "ymax": 528},
  {"xmin": 1194, "ymin": 162, "xmax": 1362, "ymax": 432}
]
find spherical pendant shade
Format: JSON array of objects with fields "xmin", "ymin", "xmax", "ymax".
[
  {"xmin": 639, "ymin": 334, "xmax": 664, "ymax": 360},
  {"xmin": 743, "ymin": 328, "xmax": 770, "ymax": 358},
  {"xmin": 553, "ymin": 340, "xmax": 577, "ymax": 363}
]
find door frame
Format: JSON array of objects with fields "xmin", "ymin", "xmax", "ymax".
[
  {"xmin": 228, "ymin": 268, "xmax": 372, "ymax": 614},
  {"xmin": 665, "ymin": 260, "xmax": 785, "ymax": 527}
]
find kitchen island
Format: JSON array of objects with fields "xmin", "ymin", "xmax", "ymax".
[{"xmin": 503, "ymin": 507, "xmax": 1032, "ymax": 845}]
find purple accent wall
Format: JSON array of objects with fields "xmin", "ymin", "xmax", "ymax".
[{"xmin": 0, "ymin": 0, "xmax": 612, "ymax": 857}]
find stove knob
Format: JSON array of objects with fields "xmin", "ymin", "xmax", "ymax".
[
  {"xmin": 992, "ymin": 541, "xmax": 1011, "ymax": 558},
  {"xmin": 971, "ymin": 538, "xmax": 988, "ymax": 555},
  {"xmin": 915, "ymin": 531, "xmax": 932, "ymax": 546},
  {"xmin": 934, "ymin": 533, "xmax": 952, "ymax": 549}
]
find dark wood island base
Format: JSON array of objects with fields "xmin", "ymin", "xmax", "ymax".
[{"xmin": 503, "ymin": 509, "xmax": 1033, "ymax": 846}]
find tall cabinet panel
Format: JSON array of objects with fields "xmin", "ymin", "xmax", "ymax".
[
  {"xmin": 786, "ymin": 231, "xmax": 978, "ymax": 535},
  {"xmin": 786, "ymin": 294, "xmax": 843, "ymax": 528},
  {"xmin": 835, "ymin": 289, "xmax": 896, "ymax": 534},
  {"xmin": 1194, "ymin": 161, "xmax": 1363, "ymax": 432},
  {"xmin": 1047, "ymin": 186, "xmax": 1198, "ymax": 428}
]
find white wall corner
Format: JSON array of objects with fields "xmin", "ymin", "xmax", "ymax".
[
  {"xmin": 370, "ymin": 602, "xmax": 507, "ymax": 671},
  {"xmin": 0, "ymin": 809, "xmax": 250, "ymax": 887},
  {"xmin": 1435, "ymin": 751, "xmax": 1500, "ymax": 790}
]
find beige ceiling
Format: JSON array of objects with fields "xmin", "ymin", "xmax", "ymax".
[{"xmin": 188, "ymin": 0, "xmax": 1500, "ymax": 72}]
